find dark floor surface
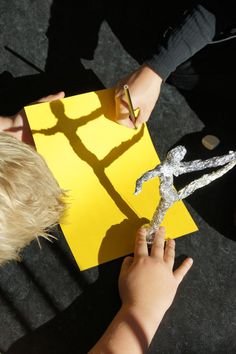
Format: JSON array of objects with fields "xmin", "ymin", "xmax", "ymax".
[{"xmin": 0, "ymin": 1, "xmax": 236, "ymax": 353}]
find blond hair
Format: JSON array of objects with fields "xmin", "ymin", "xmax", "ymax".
[{"xmin": 0, "ymin": 132, "xmax": 66, "ymax": 265}]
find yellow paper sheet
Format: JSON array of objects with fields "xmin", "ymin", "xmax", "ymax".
[{"xmin": 25, "ymin": 88, "xmax": 197, "ymax": 270}]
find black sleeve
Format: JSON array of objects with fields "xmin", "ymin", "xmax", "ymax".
[{"xmin": 146, "ymin": 1, "xmax": 236, "ymax": 81}]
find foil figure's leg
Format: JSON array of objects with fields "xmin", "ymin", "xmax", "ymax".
[
  {"xmin": 178, "ymin": 160, "xmax": 236, "ymax": 200},
  {"xmin": 145, "ymin": 199, "xmax": 172, "ymax": 244}
]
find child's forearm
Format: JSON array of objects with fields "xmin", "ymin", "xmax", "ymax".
[{"xmin": 88, "ymin": 305, "xmax": 164, "ymax": 354}]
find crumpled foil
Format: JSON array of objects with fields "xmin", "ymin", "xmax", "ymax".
[{"xmin": 134, "ymin": 146, "xmax": 236, "ymax": 243}]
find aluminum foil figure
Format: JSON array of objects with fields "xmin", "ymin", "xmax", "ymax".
[{"xmin": 134, "ymin": 146, "xmax": 236, "ymax": 243}]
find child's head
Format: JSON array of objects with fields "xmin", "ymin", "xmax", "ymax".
[{"xmin": 0, "ymin": 132, "xmax": 66, "ymax": 265}]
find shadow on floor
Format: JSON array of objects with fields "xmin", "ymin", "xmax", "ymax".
[{"xmin": 6, "ymin": 257, "xmax": 123, "ymax": 354}]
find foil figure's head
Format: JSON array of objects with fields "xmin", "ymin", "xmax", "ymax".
[{"xmin": 166, "ymin": 145, "xmax": 187, "ymax": 163}]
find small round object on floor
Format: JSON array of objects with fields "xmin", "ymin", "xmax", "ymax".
[{"xmin": 201, "ymin": 134, "xmax": 220, "ymax": 150}]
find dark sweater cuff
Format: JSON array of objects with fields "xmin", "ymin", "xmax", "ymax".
[
  {"xmin": 145, "ymin": 4, "xmax": 216, "ymax": 81},
  {"xmin": 146, "ymin": 47, "xmax": 177, "ymax": 81}
]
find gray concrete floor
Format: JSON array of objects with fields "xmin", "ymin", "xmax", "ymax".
[{"xmin": 0, "ymin": 1, "xmax": 236, "ymax": 353}]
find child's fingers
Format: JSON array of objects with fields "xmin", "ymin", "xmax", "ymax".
[
  {"xmin": 134, "ymin": 227, "xmax": 148, "ymax": 258},
  {"xmin": 134, "ymin": 110, "xmax": 148, "ymax": 128},
  {"xmin": 120, "ymin": 256, "xmax": 133, "ymax": 275},
  {"xmin": 164, "ymin": 239, "xmax": 175, "ymax": 268},
  {"xmin": 32, "ymin": 91, "xmax": 65, "ymax": 104},
  {"xmin": 150, "ymin": 226, "xmax": 166, "ymax": 258},
  {"xmin": 115, "ymin": 95, "xmax": 129, "ymax": 115},
  {"xmin": 115, "ymin": 81, "xmax": 124, "ymax": 98},
  {"xmin": 174, "ymin": 257, "xmax": 193, "ymax": 284},
  {"xmin": 115, "ymin": 95, "xmax": 136, "ymax": 128}
]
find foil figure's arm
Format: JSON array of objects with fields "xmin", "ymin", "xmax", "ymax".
[
  {"xmin": 179, "ymin": 151, "xmax": 236, "ymax": 174},
  {"xmin": 134, "ymin": 167, "xmax": 161, "ymax": 195},
  {"xmin": 178, "ymin": 160, "xmax": 236, "ymax": 199}
]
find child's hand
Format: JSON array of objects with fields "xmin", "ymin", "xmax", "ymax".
[
  {"xmin": 119, "ymin": 226, "xmax": 193, "ymax": 322},
  {"xmin": 89, "ymin": 226, "xmax": 192, "ymax": 353},
  {"xmin": 115, "ymin": 65, "xmax": 162, "ymax": 128},
  {"xmin": 0, "ymin": 91, "xmax": 65, "ymax": 144}
]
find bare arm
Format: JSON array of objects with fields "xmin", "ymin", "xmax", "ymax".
[
  {"xmin": 0, "ymin": 92, "xmax": 64, "ymax": 144},
  {"xmin": 114, "ymin": 3, "xmax": 217, "ymax": 128},
  {"xmin": 88, "ymin": 227, "xmax": 193, "ymax": 354}
]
